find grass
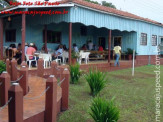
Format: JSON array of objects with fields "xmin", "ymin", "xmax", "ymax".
[{"xmin": 58, "ymin": 65, "xmax": 163, "ymax": 122}]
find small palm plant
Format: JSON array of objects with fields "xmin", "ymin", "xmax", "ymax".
[
  {"xmin": 90, "ymin": 97, "xmax": 120, "ymax": 122},
  {"xmin": 0, "ymin": 60, "xmax": 6, "ymax": 75},
  {"xmin": 69, "ymin": 63, "xmax": 81, "ymax": 84},
  {"xmin": 85, "ymin": 69, "xmax": 106, "ymax": 97}
]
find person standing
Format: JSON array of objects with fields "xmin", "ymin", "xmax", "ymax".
[
  {"xmin": 88, "ymin": 40, "xmax": 93, "ymax": 50},
  {"xmin": 113, "ymin": 44, "xmax": 121, "ymax": 67}
]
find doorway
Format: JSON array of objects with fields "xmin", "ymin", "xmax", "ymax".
[
  {"xmin": 113, "ymin": 36, "xmax": 122, "ymax": 47},
  {"xmin": 159, "ymin": 36, "xmax": 163, "ymax": 56},
  {"xmin": 98, "ymin": 37, "xmax": 106, "ymax": 49}
]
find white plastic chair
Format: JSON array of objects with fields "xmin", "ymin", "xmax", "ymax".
[
  {"xmin": 39, "ymin": 54, "xmax": 51, "ymax": 68},
  {"xmin": 62, "ymin": 51, "xmax": 69, "ymax": 64},
  {"xmin": 78, "ymin": 51, "xmax": 90, "ymax": 64},
  {"xmin": 25, "ymin": 55, "xmax": 37, "ymax": 68}
]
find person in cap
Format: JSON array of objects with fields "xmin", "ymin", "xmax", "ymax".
[{"xmin": 26, "ymin": 43, "xmax": 37, "ymax": 60}]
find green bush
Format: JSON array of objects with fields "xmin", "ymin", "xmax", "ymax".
[
  {"xmin": 90, "ymin": 97, "xmax": 120, "ymax": 122},
  {"xmin": 70, "ymin": 63, "xmax": 81, "ymax": 84},
  {"xmin": 0, "ymin": 60, "xmax": 6, "ymax": 75},
  {"xmin": 85, "ymin": 70, "xmax": 106, "ymax": 97}
]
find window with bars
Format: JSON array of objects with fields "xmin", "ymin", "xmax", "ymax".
[
  {"xmin": 151, "ymin": 35, "xmax": 157, "ymax": 46},
  {"xmin": 43, "ymin": 30, "xmax": 61, "ymax": 43},
  {"xmin": 5, "ymin": 29, "xmax": 16, "ymax": 42},
  {"xmin": 140, "ymin": 33, "xmax": 147, "ymax": 45}
]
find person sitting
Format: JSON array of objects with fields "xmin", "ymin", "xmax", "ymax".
[
  {"xmin": 25, "ymin": 43, "xmax": 28, "ymax": 55},
  {"xmin": 10, "ymin": 44, "xmax": 17, "ymax": 56},
  {"xmin": 14, "ymin": 43, "xmax": 22, "ymax": 64},
  {"xmin": 81, "ymin": 44, "xmax": 87, "ymax": 50},
  {"xmin": 41, "ymin": 43, "xmax": 46, "ymax": 52},
  {"xmin": 63, "ymin": 44, "xmax": 68, "ymax": 51},
  {"xmin": 52, "ymin": 44, "xmax": 63, "ymax": 60},
  {"xmin": 93, "ymin": 44, "xmax": 97, "ymax": 51},
  {"xmin": 33, "ymin": 43, "xmax": 38, "ymax": 51},
  {"xmin": 73, "ymin": 43, "xmax": 79, "ymax": 52},
  {"xmin": 26, "ymin": 43, "xmax": 39, "ymax": 66},
  {"xmin": 98, "ymin": 45, "xmax": 104, "ymax": 51}
]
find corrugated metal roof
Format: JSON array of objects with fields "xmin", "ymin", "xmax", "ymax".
[{"xmin": 60, "ymin": 0, "xmax": 163, "ymax": 26}]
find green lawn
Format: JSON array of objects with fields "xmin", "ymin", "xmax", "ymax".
[{"xmin": 58, "ymin": 65, "xmax": 163, "ymax": 122}]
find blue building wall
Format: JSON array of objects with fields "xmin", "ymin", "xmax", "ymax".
[{"xmin": 2, "ymin": 5, "xmax": 163, "ymax": 55}]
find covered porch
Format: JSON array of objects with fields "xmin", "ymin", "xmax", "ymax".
[{"xmin": 0, "ymin": 7, "xmax": 137, "ymax": 67}]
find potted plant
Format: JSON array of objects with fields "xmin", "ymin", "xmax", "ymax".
[
  {"xmin": 125, "ymin": 48, "xmax": 137, "ymax": 60},
  {"xmin": 71, "ymin": 50, "xmax": 80, "ymax": 65}
]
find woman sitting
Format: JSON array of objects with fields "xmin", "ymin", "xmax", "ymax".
[
  {"xmin": 81, "ymin": 44, "xmax": 87, "ymax": 50},
  {"xmin": 52, "ymin": 44, "xmax": 63, "ymax": 60},
  {"xmin": 73, "ymin": 43, "xmax": 79, "ymax": 52},
  {"xmin": 14, "ymin": 43, "xmax": 22, "ymax": 64}
]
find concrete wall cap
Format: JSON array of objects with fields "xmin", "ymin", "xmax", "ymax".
[
  {"xmin": 50, "ymin": 75, "xmax": 54, "ymax": 77},
  {"xmin": 64, "ymin": 68, "xmax": 68, "ymax": 71},
  {"xmin": 13, "ymin": 83, "xmax": 19, "ymax": 86}
]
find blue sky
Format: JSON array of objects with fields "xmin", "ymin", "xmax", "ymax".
[{"xmin": 17, "ymin": 0, "xmax": 163, "ymax": 23}]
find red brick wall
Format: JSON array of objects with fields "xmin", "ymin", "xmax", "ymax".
[{"xmin": 136, "ymin": 55, "xmax": 163, "ymax": 65}]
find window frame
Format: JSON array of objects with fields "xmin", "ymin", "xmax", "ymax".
[
  {"xmin": 140, "ymin": 33, "xmax": 147, "ymax": 46},
  {"xmin": 5, "ymin": 29, "xmax": 16, "ymax": 42},
  {"xmin": 151, "ymin": 35, "xmax": 157, "ymax": 46},
  {"xmin": 43, "ymin": 30, "xmax": 62, "ymax": 44}
]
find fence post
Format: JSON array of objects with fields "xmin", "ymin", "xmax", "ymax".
[
  {"xmin": 8, "ymin": 83, "xmax": 23, "ymax": 122},
  {"xmin": 21, "ymin": 61, "xmax": 27, "ymax": 67},
  {"xmin": 45, "ymin": 75, "xmax": 57, "ymax": 122},
  {"xmin": 6, "ymin": 59, "xmax": 11, "ymax": 75},
  {"xmin": 19, "ymin": 65, "xmax": 28, "ymax": 95},
  {"xmin": 11, "ymin": 59, "xmax": 17, "ymax": 81},
  {"xmin": 59, "ymin": 66, "xmax": 65, "ymax": 80},
  {"xmin": 51, "ymin": 61, "xmax": 58, "ymax": 76},
  {"xmin": 0, "ymin": 71, "xmax": 10, "ymax": 106},
  {"xmin": 61, "ymin": 68, "xmax": 70, "ymax": 111},
  {"xmin": 37, "ymin": 58, "xmax": 44, "ymax": 77}
]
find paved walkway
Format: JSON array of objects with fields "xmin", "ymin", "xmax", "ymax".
[{"xmin": 0, "ymin": 76, "xmax": 62, "ymax": 122}]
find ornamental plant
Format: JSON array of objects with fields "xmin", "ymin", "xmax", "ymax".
[
  {"xmin": 89, "ymin": 97, "xmax": 120, "ymax": 122},
  {"xmin": 69, "ymin": 63, "xmax": 81, "ymax": 84},
  {"xmin": 0, "ymin": 60, "xmax": 6, "ymax": 75},
  {"xmin": 85, "ymin": 69, "xmax": 106, "ymax": 97}
]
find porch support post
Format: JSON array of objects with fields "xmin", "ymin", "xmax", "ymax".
[
  {"xmin": 0, "ymin": 18, "xmax": 3, "ymax": 60},
  {"xmin": 44, "ymin": 25, "xmax": 48, "ymax": 53},
  {"xmin": 108, "ymin": 29, "xmax": 112, "ymax": 63},
  {"xmin": 21, "ymin": 13, "xmax": 26, "ymax": 62},
  {"xmin": 69, "ymin": 23, "xmax": 72, "ymax": 65}
]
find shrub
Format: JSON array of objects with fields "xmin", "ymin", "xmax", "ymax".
[
  {"xmin": 0, "ymin": 60, "xmax": 6, "ymax": 75},
  {"xmin": 89, "ymin": 97, "xmax": 120, "ymax": 122},
  {"xmin": 70, "ymin": 63, "xmax": 81, "ymax": 84},
  {"xmin": 85, "ymin": 70, "xmax": 106, "ymax": 97}
]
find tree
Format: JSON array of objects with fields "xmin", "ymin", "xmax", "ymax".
[
  {"xmin": 85, "ymin": 0, "xmax": 116, "ymax": 9},
  {"xmin": 102, "ymin": 1, "xmax": 116, "ymax": 9},
  {"xmin": 0, "ymin": 0, "xmax": 17, "ymax": 10},
  {"xmin": 85, "ymin": 0, "xmax": 100, "ymax": 5},
  {"xmin": 0, "ymin": 0, "xmax": 9, "ymax": 9}
]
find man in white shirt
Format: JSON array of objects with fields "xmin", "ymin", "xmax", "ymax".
[{"xmin": 88, "ymin": 40, "xmax": 93, "ymax": 50}]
